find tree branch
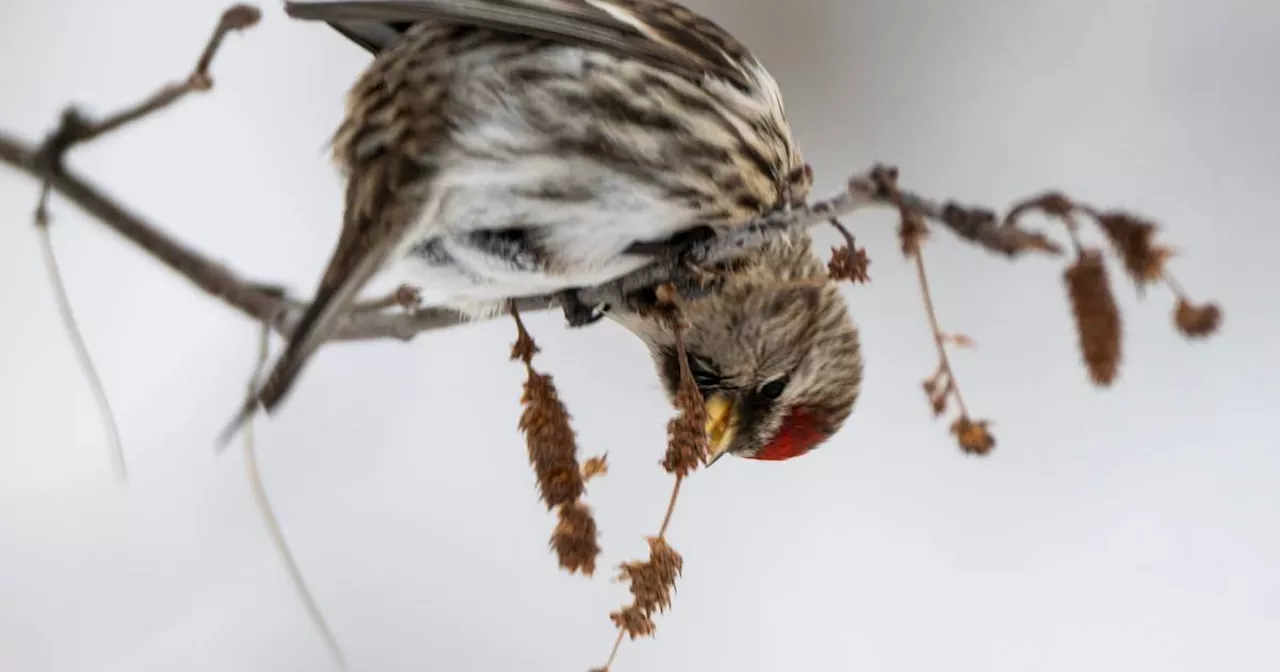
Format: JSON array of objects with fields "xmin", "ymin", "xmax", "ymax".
[
  {"xmin": 0, "ymin": 3, "xmax": 1067, "ymax": 352},
  {"xmin": 2, "ymin": 118, "xmax": 1066, "ymax": 340}
]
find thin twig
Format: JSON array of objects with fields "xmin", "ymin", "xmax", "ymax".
[
  {"xmin": 4, "ymin": 116, "xmax": 1066, "ymax": 345},
  {"xmin": 601, "ymin": 630, "xmax": 626, "ymax": 672},
  {"xmin": 912, "ymin": 251, "xmax": 969, "ymax": 418},
  {"xmin": 598, "ymin": 314, "xmax": 699, "ymax": 672},
  {"xmin": 242, "ymin": 323, "xmax": 349, "ymax": 670},
  {"xmin": 33, "ymin": 5, "xmax": 261, "ymax": 166},
  {"xmin": 656, "ymin": 475, "xmax": 684, "ymax": 540},
  {"xmin": 33, "ymin": 187, "xmax": 127, "ymax": 484}
]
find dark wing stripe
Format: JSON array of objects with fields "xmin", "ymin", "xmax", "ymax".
[
  {"xmin": 325, "ymin": 18, "xmax": 409, "ymax": 52},
  {"xmin": 285, "ymin": 0, "xmax": 754, "ymax": 89}
]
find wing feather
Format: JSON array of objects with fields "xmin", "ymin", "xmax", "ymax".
[{"xmin": 284, "ymin": 0, "xmax": 755, "ymax": 89}]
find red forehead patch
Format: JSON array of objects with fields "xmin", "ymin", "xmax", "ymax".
[{"xmin": 750, "ymin": 407, "xmax": 828, "ymax": 461}]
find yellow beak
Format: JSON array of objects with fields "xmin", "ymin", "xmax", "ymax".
[{"xmin": 704, "ymin": 393, "xmax": 738, "ymax": 466}]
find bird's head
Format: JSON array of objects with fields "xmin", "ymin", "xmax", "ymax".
[{"xmin": 617, "ymin": 232, "xmax": 862, "ymax": 464}]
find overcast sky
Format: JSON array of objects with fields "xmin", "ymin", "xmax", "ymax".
[{"xmin": 1, "ymin": 1, "xmax": 1277, "ymax": 671}]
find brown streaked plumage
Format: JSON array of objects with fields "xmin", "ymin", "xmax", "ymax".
[{"xmin": 218, "ymin": 0, "xmax": 846, "ymax": 449}]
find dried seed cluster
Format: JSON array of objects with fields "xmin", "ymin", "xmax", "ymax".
[
  {"xmin": 1095, "ymin": 212, "xmax": 1173, "ymax": 287},
  {"xmin": 510, "ymin": 310, "xmax": 603, "ymax": 577},
  {"xmin": 609, "ymin": 537, "xmax": 684, "ymax": 639},
  {"xmin": 848, "ymin": 170, "xmax": 1226, "ymax": 459},
  {"xmin": 662, "ymin": 325, "xmax": 709, "ymax": 478},
  {"xmin": 1004, "ymin": 192, "xmax": 1223, "ymax": 383},
  {"xmin": 551, "ymin": 502, "xmax": 600, "ymax": 577},
  {"xmin": 518, "ymin": 370, "xmax": 586, "ymax": 508},
  {"xmin": 596, "ymin": 313, "xmax": 704, "ymax": 672},
  {"xmin": 951, "ymin": 416, "xmax": 996, "ymax": 456},
  {"xmin": 1174, "ymin": 298, "xmax": 1222, "ymax": 338},
  {"xmin": 1064, "ymin": 249, "xmax": 1123, "ymax": 385},
  {"xmin": 871, "ymin": 168, "xmax": 1001, "ymax": 456},
  {"xmin": 826, "ymin": 218, "xmax": 872, "ymax": 284}
]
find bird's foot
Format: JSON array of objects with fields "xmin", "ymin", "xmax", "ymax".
[
  {"xmin": 670, "ymin": 262, "xmax": 723, "ymax": 300},
  {"xmin": 557, "ymin": 289, "xmax": 606, "ymax": 328},
  {"xmin": 626, "ymin": 225, "xmax": 718, "ymax": 274},
  {"xmin": 622, "ymin": 264, "xmax": 722, "ymax": 320},
  {"xmin": 625, "ymin": 225, "xmax": 727, "ymax": 304}
]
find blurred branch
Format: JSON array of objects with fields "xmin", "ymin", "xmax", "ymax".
[
  {"xmin": 241, "ymin": 323, "xmax": 348, "ymax": 670},
  {"xmin": 31, "ymin": 4, "xmax": 263, "ymax": 169},
  {"xmin": 33, "ymin": 185, "xmax": 128, "ymax": 483}
]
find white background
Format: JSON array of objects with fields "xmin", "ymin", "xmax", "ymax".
[{"xmin": 1, "ymin": 1, "xmax": 1277, "ymax": 670}]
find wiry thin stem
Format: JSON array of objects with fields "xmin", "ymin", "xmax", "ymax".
[
  {"xmin": 34, "ymin": 187, "xmax": 127, "ymax": 484},
  {"xmin": 657, "ymin": 476, "xmax": 684, "ymax": 539},
  {"xmin": 32, "ymin": 5, "xmax": 261, "ymax": 164},
  {"xmin": 602, "ymin": 629, "xmax": 626, "ymax": 671},
  {"xmin": 597, "ymin": 315, "xmax": 698, "ymax": 671},
  {"xmin": 1162, "ymin": 272, "xmax": 1188, "ymax": 299},
  {"xmin": 912, "ymin": 251, "xmax": 969, "ymax": 418},
  {"xmin": 242, "ymin": 324, "xmax": 348, "ymax": 671}
]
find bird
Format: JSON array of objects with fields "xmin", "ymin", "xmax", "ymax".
[{"xmin": 219, "ymin": 0, "xmax": 863, "ymax": 461}]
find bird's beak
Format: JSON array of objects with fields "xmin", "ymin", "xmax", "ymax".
[{"xmin": 704, "ymin": 392, "xmax": 738, "ymax": 466}]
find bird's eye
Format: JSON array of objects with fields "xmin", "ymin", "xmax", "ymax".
[{"xmin": 760, "ymin": 378, "xmax": 788, "ymax": 400}]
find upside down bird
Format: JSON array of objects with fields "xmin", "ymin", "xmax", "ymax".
[{"xmin": 225, "ymin": 0, "xmax": 863, "ymax": 462}]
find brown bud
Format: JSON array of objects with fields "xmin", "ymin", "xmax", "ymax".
[
  {"xmin": 951, "ymin": 416, "xmax": 996, "ymax": 456},
  {"xmin": 1004, "ymin": 191, "xmax": 1075, "ymax": 227},
  {"xmin": 1095, "ymin": 211, "xmax": 1172, "ymax": 285},
  {"xmin": 1064, "ymin": 249, "xmax": 1123, "ymax": 386},
  {"xmin": 931, "ymin": 376, "xmax": 952, "ymax": 414},
  {"xmin": 1174, "ymin": 298, "xmax": 1222, "ymax": 338},
  {"xmin": 550, "ymin": 502, "xmax": 601, "ymax": 576},
  {"xmin": 827, "ymin": 245, "xmax": 871, "ymax": 283},
  {"xmin": 897, "ymin": 210, "xmax": 929, "ymax": 258},
  {"xmin": 922, "ymin": 376, "xmax": 938, "ymax": 398},
  {"xmin": 510, "ymin": 324, "xmax": 540, "ymax": 364},
  {"xmin": 1037, "ymin": 192, "xmax": 1074, "ymax": 217},
  {"xmin": 221, "ymin": 5, "xmax": 263, "ymax": 31}
]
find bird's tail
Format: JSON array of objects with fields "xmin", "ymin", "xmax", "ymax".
[
  {"xmin": 215, "ymin": 155, "xmax": 422, "ymax": 452},
  {"xmin": 214, "ymin": 255, "xmax": 377, "ymax": 452}
]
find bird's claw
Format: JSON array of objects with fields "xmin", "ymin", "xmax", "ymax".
[
  {"xmin": 626, "ymin": 225, "xmax": 717, "ymax": 270},
  {"xmin": 671, "ymin": 263, "xmax": 721, "ymax": 300},
  {"xmin": 621, "ymin": 264, "xmax": 722, "ymax": 319}
]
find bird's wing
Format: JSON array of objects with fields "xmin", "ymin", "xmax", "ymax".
[{"xmin": 284, "ymin": 0, "xmax": 757, "ymax": 90}]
